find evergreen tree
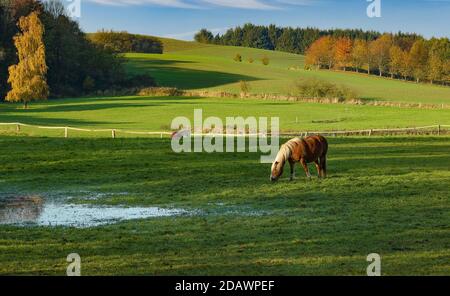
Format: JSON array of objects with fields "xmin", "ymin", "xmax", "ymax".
[{"xmin": 194, "ymin": 29, "xmax": 213, "ymax": 44}]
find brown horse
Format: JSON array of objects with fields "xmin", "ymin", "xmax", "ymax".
[{"xmin": 270, "ymin": 135, "xmax": 328, "ymax": 182}]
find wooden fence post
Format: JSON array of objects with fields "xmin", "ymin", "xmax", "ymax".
[
  {"xmin": 16, "ymin": 124, "xmax": 20, "ymax": 133},
  {"xmin": 438, "ymin": 125, "xmax": 441, "ymax": 136},
  {"xmin": 64, "ymin": 127, "xmax": 68, "ymax": 138},
  {"xmin": 112, "ymin": 129, "xmax": 116, "ymax": 139}
]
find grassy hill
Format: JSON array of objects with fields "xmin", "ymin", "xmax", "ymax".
[{"xmin": 125, "ymin": 38, "xmax": 450, "ymax": 105}]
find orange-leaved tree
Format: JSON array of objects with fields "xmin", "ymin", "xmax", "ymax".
[
  {"xmin": 305, "ymin": 36, "xmax": 334, "ymax": 69},
  {"xmin": 334, "ymin": 37, "xmax": 353, "ymax": 71},
  {"xmin": 6, "ymin": 11, "xmax": 48, "ymax": 109}
]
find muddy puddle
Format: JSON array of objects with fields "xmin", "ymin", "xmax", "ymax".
[{"xmin": 0, "ymin": 195, "xmax": 189, "ymax": 228}]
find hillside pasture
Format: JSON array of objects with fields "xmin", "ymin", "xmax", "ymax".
[{"xmin": 125, "ymin": 39, "xmax": 450, "ymax": 105}]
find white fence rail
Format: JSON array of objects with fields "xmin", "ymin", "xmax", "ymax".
[{"xmin": 0, "ymin": 122, "xmax": 449, "ymax": 138}]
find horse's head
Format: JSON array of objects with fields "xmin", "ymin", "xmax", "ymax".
[{"xmin": 270, "ymin": 146, "xmax": 288, "ymax": 182}]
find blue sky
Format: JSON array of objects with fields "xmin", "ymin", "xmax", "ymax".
[{"xmin": 78, "ymin": 0, "xmax": 450, "ymax": 39}]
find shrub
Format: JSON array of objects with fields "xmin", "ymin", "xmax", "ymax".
[
  {"xmin": 248, "ymin": 57, "xmax": 254, "ymax": 63},
  {"xmin": 120, "ymin": 74, "xmax": 156, "ymax": 88},
  {"xmin": 234, "ymin": 53, "xmax": 242, "ymax": 62},
  {"xmin": 261, "ymin": 55, "xmax": 270, "ymax": 65},
  {"xmin": 138, "ymin": 87, "xmax": 181, "ymax": 97},
  {"xmin": 239, "ymin": 80, "xmax": 251, "ymax": 94},
  {"xmin": 296, "ymin": 78, "xmax": 358, "ymax": 101},
  {"xmin": 89, "ymin": 30, "xmax": 163, "ymax": 54}
]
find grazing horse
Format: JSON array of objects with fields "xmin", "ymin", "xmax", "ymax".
[{"xmin": 270, "ymin": 135, "xmax": 328, "ymax": 182}]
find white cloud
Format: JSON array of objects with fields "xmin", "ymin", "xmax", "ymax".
[
  {"xmin": 88, "ymin": 0, "xmax": 200, "ymax": 9},
  {"xmin": 87, "ymin": 0, "xmax": 319, "ymax": 10},
  {"xmin": 201, "ymin": 0, "xmax": 276, "ymax": 10}
]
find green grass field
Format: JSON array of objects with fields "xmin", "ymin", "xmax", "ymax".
[
  {"xmin": 0, "ymin": 96, "xmax": 449, "ymax": 135},
  {"xmin": 0, "ymin": 38, "xmax": 449, "ymax": 276},
  {"xmin": 124, "ymin": 38, "xmax": 450, "ymax": 105},
  {"xmin": 0, "ymin": 136, "xmax": 449, "ymax": 275}
]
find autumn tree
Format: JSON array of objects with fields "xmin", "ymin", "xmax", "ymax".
[
  {"xmin": 399, "ymin": 49, "xmax": 412, "ymax": 80},
  {"xmin": 6, "ymin": 11, "xmax": 48, "ymax": 108},
  {"xmin": 305, "ymin": 36, "xmax": 334, "ymax": 69},
  {"xmin": 444, "ymin": 60, "xmax": 450, "ymax": 85},
  {"xmin": 305, "ymin": 39, "xmax": 321, "ymax": 69},
  {"xmin": 351, "ymin": 39, "xmax": 368, "ymax": 73},
  {"xmin": 334, "ymin": 37, "xmax": 353, "ymax": 71},
  {"xmin": 427, "ymin": 38, "xmax": 448, "ymax": 84},
  {"xmin": 389, "ymin": 45, "xmax": 405, "ymax": 78},
  {"xmin": 409, "ymin": 39, "xmax": 429, "ymax": 83},
  {"xmin": 369, "ymin": 34, "xmax": 393, "ymax": 77}
]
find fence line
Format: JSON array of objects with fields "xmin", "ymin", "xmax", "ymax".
[{"xmin": 0, "ymin": 122, "xmax": 448, "ymax": 138}]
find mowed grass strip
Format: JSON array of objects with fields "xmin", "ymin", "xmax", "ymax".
[
  {"xmin": 124, "ymin": 42, "xmax": 450, "ymax": 104},
  {"xmin": 0, "ymin": 136, "xmax": 448, "ymax": 275},
  {"xmin": 0, "ymin": 96, "xmax": 449, "ymax": 134}
]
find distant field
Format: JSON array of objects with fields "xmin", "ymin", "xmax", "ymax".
[
  {"xmin": 1, "ymin": 96, "xmax": 449, "ymax": 135},
  {"xmin": 0, "ymin": 136, "xmax": 449, "ymax": 275},
  {"xmin": 124, "ymin": 38, "xmax": 450, "ymax": 105}
]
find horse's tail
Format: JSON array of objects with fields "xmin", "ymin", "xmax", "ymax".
[
  {"xmin": 321, "ymin": 154, "xmax": 327, "ymax": 175},
  {"xmin": 319, "ymin": 135, "xmax": 328, "ymax": 177}
]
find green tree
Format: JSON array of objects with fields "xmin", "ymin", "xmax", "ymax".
[
  {"xmin": 6, "ymin": 11, "xmax": 48, "ymax": 108},
  {"xmin": 194, "ymin": 29, "xmax": 213, "ymax": 44}
]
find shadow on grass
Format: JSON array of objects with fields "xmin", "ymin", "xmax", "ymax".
[
  {"xmin": 0, "ymin": 114, "xmax": 119, "ymax": 127},
  {"xmin": 0, "ymin": 97, "xmax": 205, "ymax": 119},
  {"xmin": 127, "ymin": 58, "xmax": 262, "ymax": 89}
]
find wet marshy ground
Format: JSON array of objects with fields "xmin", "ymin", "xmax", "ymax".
[{"xmin": 0, "ymin": 195, "xmax": 189, "ymax": 228}]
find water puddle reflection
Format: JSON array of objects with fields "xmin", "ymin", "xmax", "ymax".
[{"xmin": 0, "ymin": 196, "xmax": 188, "ymax": 228}]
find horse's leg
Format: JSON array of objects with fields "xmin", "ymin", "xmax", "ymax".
[
  {"xmin": 289, "ymin": 160, "xmax": 295, "ymax": 181},
  {"xmin": 300, "ymin": 159, "xmax": 311, "ymax": 179},
  {"xmin": 320, "ymin": 155, "xmax": 327, "ymax": 178},
  {"xmin": 314, "ymin": 160, "xmax": 321, "ymax": 178}
]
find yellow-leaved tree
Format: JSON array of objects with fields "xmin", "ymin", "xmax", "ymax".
[{"xmin": 6, "ymin": 11, "xmax": 48, "ymax": 109}]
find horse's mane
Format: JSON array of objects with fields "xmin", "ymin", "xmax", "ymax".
[{"xmin": 275, "ymin": 137, "xmax": 302, "ymax": 163}]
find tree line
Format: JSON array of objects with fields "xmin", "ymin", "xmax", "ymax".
[
  {"xmin": 88, "ymin": 30, "xmax": 163, "ymax": 54},
  {"xmin": 195, "ymin": 24, "xmax": 412, "ymax": 54},
  {"xmin": 305, "ymin": 34, "xmax": 450, "ymax": 85},
  {"xmin": 0, "ymin": 0, "xmax": 154, "ymax": 105}
]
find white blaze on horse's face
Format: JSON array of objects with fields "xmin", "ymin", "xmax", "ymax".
[{"xmin": 270, "ymin": 151, "xmax": 286, "ymax": 182}]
